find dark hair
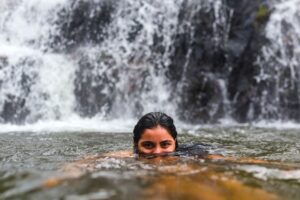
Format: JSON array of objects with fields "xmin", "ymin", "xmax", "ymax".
[{"xmin": 133, "ymin": 112, "xmax": 178, "ymax": 153}]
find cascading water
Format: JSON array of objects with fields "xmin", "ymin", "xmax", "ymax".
[
  {"xmin": 1, "ymin": 0, "xmax": 300, "ymax": 127},
  {"xmin": 255, "ymin": 0, "xmax": 300, "ymax": 121},
  {"xmin": 0, "ymin": 0, "xmax": 183, "ymax": 126},
  {"xmin": 1, "ymin": 2, "xmax": 300, "ymax": 199},
  {"xmin": 0, "ymin": 0, "xmax": 78, "ymax": 124}
]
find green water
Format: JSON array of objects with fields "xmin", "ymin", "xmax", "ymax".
[{"xmin": 0, "ymin": 127, "xmax": 299, "ymax": 200}]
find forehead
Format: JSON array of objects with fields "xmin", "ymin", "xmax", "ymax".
[{"xmin": 140, "ymin": 126, "xmax": 173, "ymax": 141}]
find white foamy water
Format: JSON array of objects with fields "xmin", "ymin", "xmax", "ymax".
[
  {"xmin": 0, "ymin": 0, "xmax": 77, "ymax": 124},
  {"xmin": 0, "ymin": 117, "xmax": 136, "ymax": 134},
  {"xmin": 0, "ymin": 0, "xmax": 69, "ymax": 49},
  {"xmin": 254, "ymin": 0, "xmax": 300, "ymax": 120},
  {"xmin": 1, "ymin": 0, "xmax": 300, "ymax": 129},
  {"xmin": 238, "ymin": 165, "xmax": 300, "ymax": 182},
  {"xmin": 0, "ymin": 0, "xmax": 186, "ymax": 125},
  {"xmin": 0, "ymin": 45, "xmax": 77, "ymax": 122},
  {"xmin": 262, "ymin": 0, "xmax": 300, "ymax": 77}
]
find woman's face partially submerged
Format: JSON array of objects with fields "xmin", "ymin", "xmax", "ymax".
[{"xmin": 137, "ymin": 125, "xmax": 176, "ymax": 155}]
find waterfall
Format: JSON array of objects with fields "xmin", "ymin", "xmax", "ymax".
[
  {"xmin": 0, "ymin": 0, "xmax": 77, "ymax": 123},
  {"xmin": 255, "ymin": 0, "xmax": 300, "ymax": 121},
  {"xmin": 0, "ymin": 0, "xmax": 183, "ymax": 124},
  {"xmin": 1, "ymin": 0, "xmax": 300, "ymax": 127}
]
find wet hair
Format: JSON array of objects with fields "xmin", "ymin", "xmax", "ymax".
[{"xmin": 133, "ymin": 112, "xmax": 178, "ymax": 153}]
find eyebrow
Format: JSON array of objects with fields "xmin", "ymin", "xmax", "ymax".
[
  {"xmin": 141, "ymin": 141, "xmax": 155, "ymax": 145},
  {"xmin": 142, "ymin": 141, "xmax": 154, "ymax": 143},
  {"xmin": 160, "ymin": 140, "xmax": 173, "ymax": 144}
]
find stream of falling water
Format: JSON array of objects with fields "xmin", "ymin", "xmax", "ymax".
[{"xmin": 0, "ymin": 1, "xmax": 300, "ymax": 199}]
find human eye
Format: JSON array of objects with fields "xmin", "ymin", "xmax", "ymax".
[
  {"xmin": 160, "ymin": 141, "xmax": 172, "ymax": 148},
  {"xmin": 142, "ymin": 141, "xmax": 155, "ymax": 149}
]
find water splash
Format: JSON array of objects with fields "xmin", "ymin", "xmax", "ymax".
[
  {"xmin": 238, "ymin": 165, "xmax": 300, "ymax": 182},
  {"xmin": 1, "ymin": 0, "xmax": 300, "ymax": 128},
  {"xmin": 0, "ymin": 0, "xmax": 184, "ymax": 124},
  {"xmin": 255, "ymin": 0, "xmax": 300, "ymax": 121}
]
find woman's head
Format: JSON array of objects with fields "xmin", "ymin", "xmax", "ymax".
[{"xmin": 133, "ymin": 112, "xmax": 178, "ymax": 155}]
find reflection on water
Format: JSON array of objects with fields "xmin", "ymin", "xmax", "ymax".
[{"xmin": 0, "ymin": 127, "xmax": 300, "ymax": 200}]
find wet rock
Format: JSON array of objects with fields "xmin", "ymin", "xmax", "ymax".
[
  {"xmin": 1, "ymin": 95, "xmax": 29, "ymax": 124},
  {"xmin": 168, "ymin": 0, "xmax": 230, "ymax": 123},
  {"xmin": 179, "ymin": 73, "xmax": 225, "ymax": 123},
  {"xmin": 74, "ymin": 52, "xmax": 116, "ymax": 118},
  {"xmin": 50, "ymin": 0, "xmax": 116, "ymax": 52},
  {"xmin": 0, "ymin": 57, "xmax": 35, "ymax": 124},
  {"xmin": 4, "ymin": 0, "xmax": 298, "ymax": 124},
  {"xmin": 169, "ymin": 0, "xmax": 272, "ymax": 123},
  {"xmin": 227, "ymin": 0, "xmax": 272, "ymax": 122}
]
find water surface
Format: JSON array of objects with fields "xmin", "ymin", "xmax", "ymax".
[{"xmin": 0, "ymin": 127, "xmax": 299, "ymax": 200}]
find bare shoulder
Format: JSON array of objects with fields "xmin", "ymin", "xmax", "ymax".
[
  {"xmin": 102, "ymin": 150, "xmax": 134, "ymax": 158},
  {"xmin": 43, "ymin": 150, "xmax": 133, "ymax": 188},
  {"xmin": 63, "ymin": 150, "xmax": 133, "ymax": 171}
]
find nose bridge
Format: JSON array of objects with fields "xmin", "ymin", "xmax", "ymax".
[{"xmin": 153, "ymin": 145, "xmax": 162, "ymax": 154}]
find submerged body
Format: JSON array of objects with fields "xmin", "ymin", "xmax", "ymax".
[
  {"xmin": 43, "ymin": 144, "xmax": 283, "ymax": 185},
  {"xmin": 42, "ymin": 148, "xmax": 282, "ymax": 200},
  {"xmin": 1, "ymin": 127, "xmax": 300, "ymax": 200},
  {"xmin": 41, "ymin": 113, "xmax": 295, "ymax": 199}
]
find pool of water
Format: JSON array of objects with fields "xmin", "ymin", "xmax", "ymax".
[{"xmin": 0, "ymin": 127, "xmax": 299, "ymax": 200}]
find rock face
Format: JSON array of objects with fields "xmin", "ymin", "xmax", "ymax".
[
  {"xmin": 49, "ymin": 0, "xmax": 116, "ymax": 52},
  {"xmin": 168, "ymin": 1, "xmax": 230, "ymax": 123},
  {"xmin": 0, "ymin": 57, "xmax": 34, "ymax": 123},
  {"xmin": 2, "ymin": 0, "xmax": 300, "ymax": 124},
  {"xmin": 169, "ymin": 0, "xmax": 271, "ymax": 123},
  {"xmin": 74, "ymin": 53, "xmax": 116, "ymax": 118},
  {"xmin": 226, "ymin": 0, "xmax": 272, "ymax": 123}
]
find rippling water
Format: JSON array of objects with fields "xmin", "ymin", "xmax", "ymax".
[{"xmin": 0, "ymin": 127, "xmax": 299, "ymax": 200}]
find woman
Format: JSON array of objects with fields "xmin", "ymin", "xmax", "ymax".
[
  {"xmin": 133, "ymin": 112, "xmax": 178, "ymax": 156},
  {"xmin": 131, "ymin": 112, "xmax": 276, "ymax": 163},
  {"xmin": 41, "ymin": 112, "xmax": 289, "ymax": 192},
  {"xmin": 133, "ymin": 112, "xmax": 215, "ymax": 160}
]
